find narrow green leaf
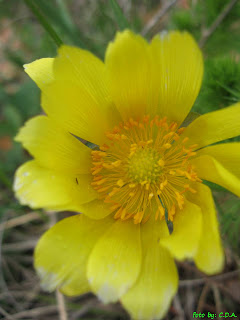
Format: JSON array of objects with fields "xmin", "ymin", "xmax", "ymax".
[
  {"xmin": 203, "ymin": 180, "xmax": 228, "ymax": 192},
  {"xmin": 180, "ymin": 111, "xmax": 200, "ymax": 127},
  {"xmin": 24, "ymin": 0, "xmax": 63, "ymax": 47},
  {"xmin": 216, "ymin": 81, "xmax": 240, "ymax": 100},
  {"xmin": 109, "ymin": 0, "xmax": 130, "ymax": 30},
  {"xmin": 36, "ymin": 0, "xmax": 86, "ymax": 48}
]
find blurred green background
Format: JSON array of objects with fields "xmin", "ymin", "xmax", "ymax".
[{"xmin": 0, "ymin": 1, "xmax": 240, "ymax": 319}]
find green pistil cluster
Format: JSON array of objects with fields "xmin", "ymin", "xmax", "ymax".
[{"xmin": 127, "ymin": 147, "xmax": 162, "ymax": 183}]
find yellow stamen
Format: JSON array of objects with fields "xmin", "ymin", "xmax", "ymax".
[
  {"xmin": 90, "ymin": 115, "xmax": 201, "ymax": 224},
  {"xmin": 112, "ymin": 160, "xmax": 121, "ymax": 167},
  {"xmin": 129, "ymin": 183, "xmax": 136, "ymax": 188},
  {"xmin": 158, "ymin": 205, "xmax": 165, "ymax": 220},
  {"xmin": 148, "ymin": 193, "xmax": 154, "ymax": 200},
  {"xmin": 158, "ymin": 159, "xmax": 165, "ymax": 167},
  {"xmin": 182, "ymin": 137, "xmax": 189, "ymax": 144},
  {"xmin": 117, "ymin": 179, "xmax": 124, "ymax": 187},
  {"xmin": 163, "ymin": 143, "xmax": 172, "ymax": 149}
]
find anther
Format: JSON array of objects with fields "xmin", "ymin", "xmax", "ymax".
[
  {"xmin": 117, "ymin": 179, "xmax": 124, "ymax": 187},
  {"xmin": 100, "ymin": 144, "xmax": 109, "ymax": 151},
  {"xmin": 129, "ymin": 183, "xmax": 136, "ymax": 188},
  {"xmin": 182, "ymin": 137, "xmax": 189, "ymax": 144},
  {"xmin": 112, "ymin": 160, "xmax": 121, "ymax": 167},
  {"xmin": 96, "ymin": 178, "xmax": 107, "ymax": 186},
  {"xmin": 145, "ymin": 183, "xmax": 150, "ymax": 190},
  {"xmin": 158, "ymin": 159, "xmax": 165, "ymax": 167},
  {"xmin": 92, "ymin": 167, "xmax": 103, "ymax": 175},
  {"xmin": 148, "ymin": 193, "xmax": 154, "ymax": 200},
  {"xmin": 98, "ymin": 186, "xmax": 111, "ymax": 192},
  {"xmin": 168, "ymin": 205, "xmax": 176, "ymax": 221},
  {"xmin": 110, "ymin": 203, "xmax": 121, "ymax": 211},
  {"xmin": 102, "ymin": 163, "xmax": 114, "ymax": 169},
  {"xmin": 158, "ymin": 205, "xmax": 165, "ymax": 220},
  {"xmin": 163, "ymin": 132, "xmax": 175, "ymax": 140},
  {"xmin": 177, "ymin": 127, "xmax": 185, "ymax": 134},
  {"xmin": 163, "ymin": 143, "xmax": 172, "ymax": 149}
]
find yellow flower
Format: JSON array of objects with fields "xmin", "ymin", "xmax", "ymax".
[{"xmin": 14, "ymin": 30, "xmax": 240, "ymax": 320}]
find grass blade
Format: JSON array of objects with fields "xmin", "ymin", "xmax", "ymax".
[
  {"xmin": 24, "ymin": 0, "xmax": 63, "ymax": 47},
  {"xmin": 109, "ymin": 0, "xmax": 130, "ymax": 30}
]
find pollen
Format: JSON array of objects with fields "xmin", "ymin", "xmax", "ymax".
[{"xmin": 91, "ymin": 115, "xmax": 201, "ymax": 224}]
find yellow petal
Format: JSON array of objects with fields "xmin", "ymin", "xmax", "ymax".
[
  {"xmin": 160, "ymin": 200, "xmax": 202, "ymax": 260},
  {"xmin": 195, "ymin": 142, "xmax": 240, "ymax": 177},
  {"xmin": 87, "ymin": 219, "xmax": 141, "ymax": 303},
  {"xmin": 187, "ymin": 183, "xmax": 224, "ymax": 275},
  {"xmin": 13, "ymin": 160, "xmax": 98, "ymax": 211},
  {"xmin": 79, "ymin": 199, "xmax": 114, "ymax": 220},
  {"xmin": 42, "ymin": 81, "xmax": 116, "ymax": 145},
  {"xmin": 149, "ymin": 31, "xmax": 203, "ymax": 124},
  {"xmin": 105, "ymin": 30, "xmax": 203, "ymax": 124},
  {"xmin": 24, "ymin": 58, "xmax": 54, "ymax": 90},
  {"xmin": 105, "ymin": 30, "xmax": 151, "ymax": 120},
  {"xmin": 51, "ymin": 45, "xmax": 121, "ymax": 144},
  {"xmin": 121, "ymin": 216, "xmax": 178, "ymax": 320},
  {"xmin": 54, "ymin": 46, "xmax": 110, "ymax": 109},
  {"xmin": 190, "ymin": 155, "xmax": 240, "ymax": 197},
  {"xmin": 34, "ymin": 214, "xmax": 113, "ymax": 295},
  {"xmin": 183, "ymin": 102, "xmax": 240, "ymax": 149},
  {"xmin": 15, "ymin": 116, "xmax": 91, "ymax": 174}
]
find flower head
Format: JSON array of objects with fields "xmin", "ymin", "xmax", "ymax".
[{"xmin": 14, "ymin": 30, "xmax": 240, "ymax": 320}]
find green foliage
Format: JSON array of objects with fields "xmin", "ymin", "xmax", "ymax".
[
  {"xmin": 200, "ymin": 0, "xmax": 240, "ymax": 28},
  {"xmin": 109, "ymin": 0, "xmax": 130, "ymax": 31},
  {"xmin": 216, "ymin": 193, "xmax": 240, "ymax": 252},
  {"xmin": 194, "ymin": 57, "xmax": 240, "ymax": 113},
  {"xmin": 24, "ymin": 0, "xmax": 63, "ymax": 47},
  {"xmin": 169, "ymin": 9, "xmax": 201, "ymax": 39},
  {"xmin": 0, "ymin": 80, "xmax": 41, "ymax": 189}
]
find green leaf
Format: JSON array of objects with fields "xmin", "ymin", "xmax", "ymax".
[
  {"xmin": 216, "ymin": 81, "xmax": 240, "ymax": 100},
  {"xmin": 3, "ymin": 105, "xmax": 23, "ymax": 134},
  {"xmin": 203, "ymin": 180, "xmax": 228, "ymax": 192},
  {"xmin": 24, "ymin": 0, "xmax": 63, "ymax": 47},
  {"xmin": 36, "ymin": 0, "xmax": 86, "ymax": 48},
  {"xmin": 109, "ymin": 0, "xmax": 130, "ymax": 30},
  {"xmin": 10, "ymin": 81, "xmax": 41, "ymax": 120},
  {"xmin": 85, "ymin": 141, "xmax": 98, "ymax": 150},
  {"xmin": 180, "ymin": 111, "xmax": 200, "ymax": 127}
]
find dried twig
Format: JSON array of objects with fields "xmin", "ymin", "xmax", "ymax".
[
  {"xmin": 180, "ymin": 269, "xmax": 240, "ymax": 287},
  {"xmin": 71, "ymin": 299, "xmax": 98, "ymax": 319},
  {"xmin": 142, "ymin": 0, "xmax": 178, "ymax": 36},
  {"xmin": 173, "ymin": 294, "xmax": 185, "ymax": 320},
  {"xmin": 197, "ymin": 284, "xmax": 210, "ymax": 313},
  {"xmin": 212, "ymin": 284, "xmax": 222, "ymax": 320},
  {"xmin": 0, "ymin": 306, "xmax": 15, "ymax": 320},
  {"xmin": 49, "ymin": 213, "xmax": 68, "ymax": 320},
  {"xmin": 186, "ymin": 285, "xmax": 196, "ymax": 319},
  {"xmin": 8, "ymin": 305, "xmax": 58, "ymax": 319},
  {"xmin": 0, "ymin": 211, "xmax": 55, "ymax": 231},
  {"xmin": 2, "ymin": 239, "xmax": 38, "ymax": 252},
  {"xmin": 56, "ymin": 289, "xmax": 68, "ymax": 320},
  {"xmin": 199, "ymin": 0, "xmax": 239, "ymax": 47}
]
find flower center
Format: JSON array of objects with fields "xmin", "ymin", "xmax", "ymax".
[
  {"xmin": 90, "ymin": 115, "xmax": 201, "ymax": 224},
  {"xmin": 127, "ymin": 148, "xmax": 163, "ymax": 183}
]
